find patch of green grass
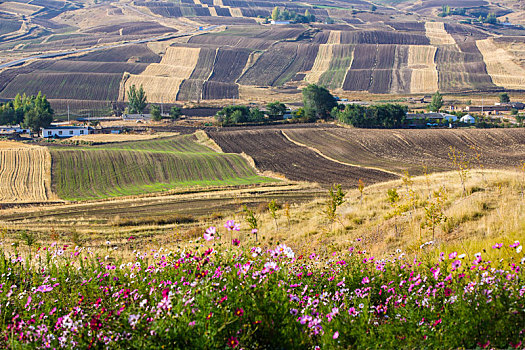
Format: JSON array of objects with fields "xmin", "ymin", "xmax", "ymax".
[{"xmin": 50, "ymin": 135, "xmax": 277, "ymax": 201}]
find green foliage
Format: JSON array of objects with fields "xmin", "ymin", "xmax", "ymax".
[
  {"xmin": 127, "ymin": 84, "xmax": 147, "ymax": 114},
  {"xmin": 271, "ymin": 6, "xmax": 280, "ymax": 20},
  {"xmin": 215, "ymin": 105, "xmax": 265, "ymax": 126},
  {"xmin": 324, "ymin": 184, "xmax": 345, "ymax": 227},
  {"xmin": 429, "ymin": 91, "xmax": 443, "ymax": 112},
  {"xmin": 387, "ymin": 188, "xmax": 400, "ymax": 206},
  {"xmin": 268, "ymin": 199, "xmax": 280, "ymax": 230},
  {"xmin": 0, "ymin": 92, "xmax": 53, "ymax": 131},
  {"xmin": 499, "ymin": 92, "xmax": 510, "ymax": 104},
  {"xmin": 270, "ymin": 6, "xmax": 315, "ymax": 23},
  {"xmin": 169, "ymin": 106, "xmax": 182, "ymax": 120},
  {"xmin": 334, "ymin": 103, "xmax": 407, "ymax": 128},
  {"xmin": 243, "ymin": 205, "xmax": 259, "ymax": 240},
  {"xmin": 151, "ymin": 105, "xmax": 161, "ymax": 121},
  {"xmin": 266, "ymin": 102, "xmax": 287, "ymax": 121},
  {"xmin": 302, "ymin": 84, "xmax": 337, "ymax": 121},
  {"xmin": 421, "ymin": 186, "xmax": 447, "ymax": 240}
]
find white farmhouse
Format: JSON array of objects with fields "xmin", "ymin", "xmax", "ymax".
[
  {"xmin": 460, "ymin": 114, "xmax": 475, "ymax": 124},
  {"xmin": 270, "ymin": 20, "xmax": 291, "ymax": 25},
  {"xmin": 41, "ymin": 126, "xmax": 92, "ymax": 138},
  {"xmin": 0, "ymin": 125, "xmax": 30, "ymax": 134}
]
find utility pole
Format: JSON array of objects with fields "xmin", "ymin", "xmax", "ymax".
[{"xmin": 67, "ymin": 102, "xmax": 70, "ymax": 123}]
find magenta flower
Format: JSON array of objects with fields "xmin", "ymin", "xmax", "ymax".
[
  {"xmin": 235, "ymin": 308, "xmax": 244, "ymax": 317},
  {"xmin": 224, "ymin": 220, "xmax": 240, "ymax": 231},
  {"xmin": 232, "ymin": 239, "xmax": 240, "ymax": 246},
  {"xmin": 227, "ymin": 336, "xmax": 239, "ymax": 348},
  {"xmin": 204, "ymin": 226, "xmax": 216, "ymax": 241},
  {"xmin": 251, "ymin": 228, "xmax": 258, "ymax": 234},
  {"xmin": 333, "ymin": 331, "xmax": 339, "ymax": 339},
  {"xmin": 362, "ymin": 276, "xmax": 370, "ymax": 284},
  {"xmin": 492, "ymin": 243, "xmax": 503, "ymax": 249},
  {"xmin": 448, "ymin": 252, "xmax": 457, "ymax": 259},
  {"xmin": 510, "ymin": 241, "xmax": 520, "ymax": 248}
]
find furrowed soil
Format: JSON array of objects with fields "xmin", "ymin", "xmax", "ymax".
[
  {"xmin": 207, "ymin": 128, "xmax": 397, "ymax": 187},
  {"xmin": 284, "ymin": 128, "xmax": 525, "ymax": 175}
]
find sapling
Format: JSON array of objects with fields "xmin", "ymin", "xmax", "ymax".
[
  {"xmin": 421, "ymin": 186, "xmax": 448, "ymax": 242},
  {"xmin": 268, "ymin": 199, "xmax": 279, "ymax": 231},
  {"xmin": 448, "ymin": 146, "xmax": 470, "ymax": 196},
  {"xmin": 357, "ymin": 178, "xmax": 365, "ymax": 204},
  {"xmin": 387, "ymin": 188, "xmax": 401, "ymax": 236},
  {"xmin": 243, "ymin": 205, "xmax": 259, "ymax": 241},
  {"xmin": 324, "ymin": 184, "xmax": 346, "ymax": 230}
]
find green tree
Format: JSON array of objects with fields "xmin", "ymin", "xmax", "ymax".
[
  {"xmin": 271, "ymin": 6, "xmax": 280, "ymax": 20},
  {"xmin": 169, "ymin": 106, "xmax": 182, "ymax": 120},
  {"xmin": 266, "ymin": 102, "xmax": 287, "ymax": 120},
  {"xmin": 302, "ymin": 84, "xmax": 337, "ymax": 121},
  {"xmin": 127, "ymin": 84, "xmax": 147, "ymax": 114},
  {"xmin": 429, "ymin": 91, "xmax": 443, "ymax": 112},
  {"xmin": 268, "ymin": 199, "xmax": 280, "ymax": 231},
  {"xmin": 151, "ymin": 105, "xmax": 161, "ymax": 121},
  {"xmin": 21, "ymin": 92, "xmax": 54, "ymax": 133},
  {"xmin": 499, "ymin": 92, "xmax": 510, "ymax": 104}
]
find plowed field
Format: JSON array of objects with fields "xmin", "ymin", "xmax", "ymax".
[
  {"xmin": 208, "ymin": 129, "xmax": 397, "ymax": 187},
  {"xmin": 284, "ymin": 128, "xmax": 525, "ymax": 175}
]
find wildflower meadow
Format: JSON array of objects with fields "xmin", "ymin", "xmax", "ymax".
[{"xmin": 1, "ymin": 220, "xmax": 524, "ymax": 349}]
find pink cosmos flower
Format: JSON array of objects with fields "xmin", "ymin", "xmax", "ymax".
[
  {"xmin": 204, "ymin": 227, "xmax": 216, "ymax": 241},
  {"xmin": 492, "ymin": 243, "xmax": 503, "ymax": 249},
  {"xmin": 227, "ymin": 336, "xmax": 239, "ymax": 348},
  {"xmin": 232, "ymin": 239, "xmax": 240, "ymax": 246},
  {"xmin": 224, "ymin": 220, "xmax": 240, "ymax": 231},
  {"xmin": 362, "ymin": 276, "xmax": 370, "ymax": 284},
  {"xmin": 333, "ymin": 331, "xmax": 339, "ymax": 339},
  {"xmin": 251, "ymin": 228, "xmax": 258, "ymax": 234},
  {"xmin": 448, "ymin": 252, "xmax": 457, "ymax": 259}
]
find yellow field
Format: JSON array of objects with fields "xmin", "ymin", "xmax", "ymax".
[
  {"xmin": 0, "ymin": 146, "xmax": 55, "ymax": 203},
  {"xmin": 326, "ymin": 31, "xmax": 341, "ymax": 45},
  {"xmin": 208, "ymin": 7, "xmax": 218, "ymax": 16},
  {"xmin": 305, "ymin": 44, "xmax": 334, "ymax": 83},
  {"xmin": 0, "ymin": 2, "xmax": 43, "ymax": 16},
  {"xmin": 477, "ymin": 38, "xmax": 525, "ymax": 90},
  {"xmin": 122, "ymin": 47, "xmax": 201, "ymax": 103},
  {"xmin": 64, "ymin": 132, "xmax": 180, "ymax": 143},
  {"xmin": 408, "ymin": 45, "xmax": 438, "ymax": 93},
  {"xmin": 424, "ymin": 22, "xmax": 456, "ymax": 45},
  {"xmin": 229, "ymin": 7, "xmax": 243, "ymax": 17}
]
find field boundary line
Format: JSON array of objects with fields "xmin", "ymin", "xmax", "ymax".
[{"xmin": 281, "ymin": 130, "xmax": 401, "ymax": 177}]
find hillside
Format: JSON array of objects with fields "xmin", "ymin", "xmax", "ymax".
[
  {"xmin": 0, "ymin": 0, "xmax": 524, "ymax": 111},
  {"xmin": 49, "ymin": 134, "xmax": 275, "ymax": 200}
]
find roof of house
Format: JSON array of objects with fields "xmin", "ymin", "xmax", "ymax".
[{"xmin": 41, "ymin": 126, "xmax": 91, "ymax": 130}]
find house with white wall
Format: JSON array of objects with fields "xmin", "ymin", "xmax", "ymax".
[{"xmin": 41, "ymin": 126, "xmax": 92, "ymax": 138}]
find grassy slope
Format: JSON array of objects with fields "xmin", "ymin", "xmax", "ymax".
[{"xmin": 50, "ymin": 135, "xmax": 275, "ymax": 201}]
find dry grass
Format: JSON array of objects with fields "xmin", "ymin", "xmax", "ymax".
[
  {"xmin": 425, "ymin": 22, "xmax": 456, "ymax": 45},
  {"xmin": 408, "ymin": 45, "xmax": 438, "ymax": 93},
  {"xmin": 63, "ymin": 132, "xmax": 179, "ymax": 144},
  {"xmin": 477, "ymin": 38, "xmax": 525, "ymax": 90},
  {"xmin": 0, "ymin": 146, "xmax": 56, "ymax": 203},
  {"xmin": 229, "ymin": 8, "xmax": 243, "ymax": 17},
  {"xmin": 0, "ymin": 141, "xmax": 32, "ymax": 149}
]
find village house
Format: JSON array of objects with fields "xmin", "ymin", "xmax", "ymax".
[
  {"xmin": 41, "ymin": 126, "xmax": 93, "ymax": 138},
  {"xmin": 0, "ymin": 125, "xmax": 30, "ymax": 135},
  {"xmin": 460, "ymin": 114, "xmax": 476, "ymax": 124},
  {"xmin": 270, "ymin": 20, "xmax": 291, "ymax": 25}
]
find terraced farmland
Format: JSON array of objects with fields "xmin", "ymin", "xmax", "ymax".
[
  {"xmin": 283, "ymin": 128, "xmax": 525, "ymax": 175},
  {"xmin": 0, "ymin": 143, "xmax": 54, "ymax": 203},
  {"xmin": 50, "ymin": 134, "xmax": 275, "ymax": 201},
  {"xmin": 208, "ymin": 129, "xmax": 397, "ymax": 187}
]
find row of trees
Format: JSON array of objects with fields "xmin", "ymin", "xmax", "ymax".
[
  {"xmin": 271, "ymin": 7, "xmax": 315, "ymax": 23},
  {"xmin": 333, "ymin": 103, "xmax": 407, "ymax": 128},
  {"xmin": 0, "ymin": 92, "xmax": 53, "ymax": 132}
]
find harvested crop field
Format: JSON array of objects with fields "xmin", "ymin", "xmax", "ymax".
[
  {"xmin": 50, "ymin": 135, "xmax": 274, "ymax": 200},
  {"xmin": 476, "ymin": 38, "xmax": 525, "ymax": 90},
  {"xmin": 123, "ymin": 47, "xmax": 201, "ymax": 103},
  {"xmin": 208, "ymin": 129, "xmax": 397, "ymax": 187},
  {"xmin": 283, "ymin": 128, "xmax": 525, "ymax": 175},
  {"xmin": 0, "ymin": 144, "xmax": 54, "ymax": 203}
]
